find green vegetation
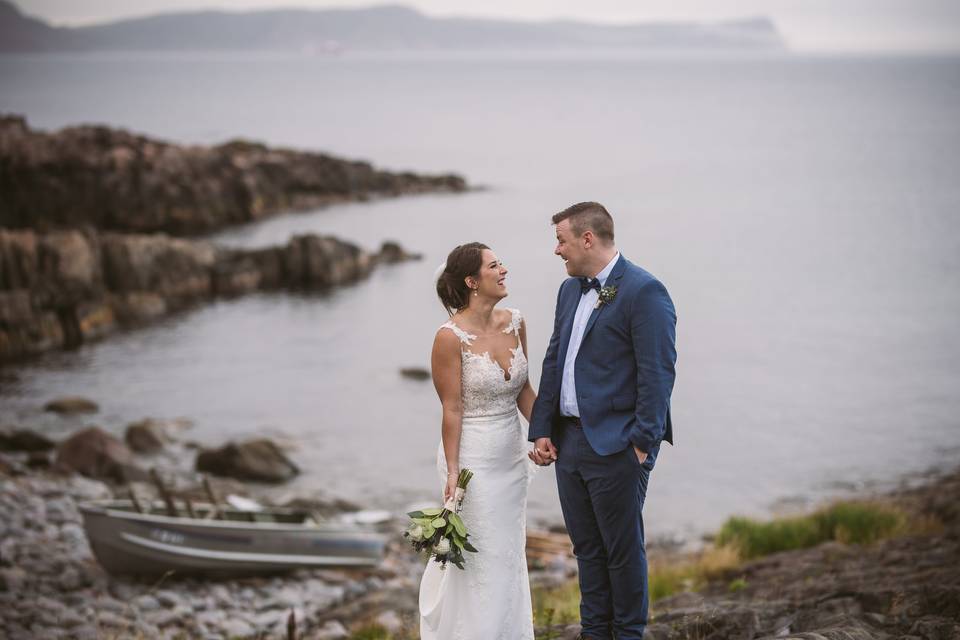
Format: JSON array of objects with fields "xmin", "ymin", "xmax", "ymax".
[
  {"xmin": 533, "ymin": 579, "xmax": 581, "ymax": 627},
  {"xmin": 727, "ymin": 577, "xmax": 748, "ymax": 593},
  {"xmin": 346, "ymin": 624, "xmax": 420, "ymax": 640},
  {"xmin": 347, "ymin": 625, "xmax": 391, "ymax": 640},
  {"xmin": 716, "ymin": 500, "xmax": 906, "ymax": 559}
]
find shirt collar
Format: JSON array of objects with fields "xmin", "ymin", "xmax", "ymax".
[{"xmin": 595, "ymin": 252, "xmax": 620, "ymax": 287}]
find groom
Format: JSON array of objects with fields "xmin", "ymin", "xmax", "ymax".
[{"xmin": 529, "ymin": 202, "xmax": 677, "ymax": 640}]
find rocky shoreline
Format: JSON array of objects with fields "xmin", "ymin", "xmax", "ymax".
[
  {"xmin": 635, "ymin": 467, "xmax": 960, "ymax": 640},
  {"xmin": 0, "ymin": 411, "xmax": 576, "ymax": 640},
  {"xmin": 2, "ymin": 412, "xmax": 957, "ymax": 640},
  {"xmin": 0, "ymin": 227, "xmax": 420, "ymax": 362},
  {"xmin": 0, "ymin": 115, "xmax": 467, "ymax": 236}
]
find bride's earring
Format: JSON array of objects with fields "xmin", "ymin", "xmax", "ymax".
[{"xmin": 473, "ymin": 288, "xmax": 478, "ymax": 297}]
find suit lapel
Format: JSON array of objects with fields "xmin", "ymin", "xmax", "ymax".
[
  {"xmin": 580, "ymin": 254, "xmax": 627, "ymax": 344},
  {"xmin": 555, "ymin": 281, "xmax": 579, "ymax": 370}
]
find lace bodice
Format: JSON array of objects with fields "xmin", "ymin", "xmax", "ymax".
[{"xmin": 440, "ymin": 308, "xmax": 528, "ymax": 418}]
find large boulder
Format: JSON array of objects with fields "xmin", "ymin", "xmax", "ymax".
[
  {"xmin": 283, "ymin": 234, "xmax": 372, "ymax": 288},
  {"xmin": 100, "ymin": 233, "xmax": 215, "ymax": 303},
  {"xmin": 196, "ymin": 438, "xmax": 299, "ymax": 483},
  {"xmin": 55, "ymin": 426, "xmax": 144, "ymax": 482},
  {"xmin": 124, "ymin": 419, "xmax": 168, "ymax": 454}
]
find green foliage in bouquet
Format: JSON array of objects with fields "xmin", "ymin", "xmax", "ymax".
[{"xmin": 404, "ymin": 469, "xmax": 477, "ymax": 569}]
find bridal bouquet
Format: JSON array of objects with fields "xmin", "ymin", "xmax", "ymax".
[{"xmin": 404, "ymin": 468, "xmax": 477, "ymax": 570}]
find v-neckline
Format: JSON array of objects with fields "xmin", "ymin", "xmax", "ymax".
[
  {"xmin": 447, "ymin": 316, "xmax": 521, "ymax": 383},
  {"xmin": 463, "ymin": 345, "xmax": 523, "ymax": 382}
]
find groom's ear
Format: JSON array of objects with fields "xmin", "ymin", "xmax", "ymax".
[{"xmin": 582, "ymin": 230, "xmax": 595, "ymax": 248}]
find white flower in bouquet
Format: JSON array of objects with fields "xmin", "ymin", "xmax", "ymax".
[
  {"xmin": 434, "ymin": 538, "xmax": 451, "ymax": 554},
  {"xmin": 408, "ymin": 524, "xmax": 424, "ymax": 541}
]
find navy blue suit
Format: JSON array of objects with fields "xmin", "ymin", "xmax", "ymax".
[{"xmin": 529, "ymin": 255, "xmax": 677, "ymax": 639}]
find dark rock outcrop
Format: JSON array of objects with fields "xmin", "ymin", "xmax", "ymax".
[
  {"xmin": 0, "ymin": 115, "xmax": 467, "ymax": 235},
  {"xmin": 195, "ymin": 438, "xmax": 299, "ymax": 483},
  {"xmin": 0, "ymin": 228, "xmax": 418, "ymax": 362},
  {"xmin": 54, "ymin": 426, "xmax": 145, "ymax": 483},
  {"xmin": 0, "ymin": 428, "xmax": 55, "ymax": 452}
]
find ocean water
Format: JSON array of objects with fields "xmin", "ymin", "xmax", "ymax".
[{"xmin": 1, "ymin": 51, "xmax": 959, "ymax": 541}]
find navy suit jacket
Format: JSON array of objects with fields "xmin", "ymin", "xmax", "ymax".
[{"xmin": 529, "ymin": 255, "xmax": 677, "ymax": 456}]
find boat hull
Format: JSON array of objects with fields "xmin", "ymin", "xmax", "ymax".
[{"xmin": 80, "ymin": 500, "xmax": 388, "ymax": 577}]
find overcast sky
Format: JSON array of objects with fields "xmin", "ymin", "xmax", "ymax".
[{"xmin": 16, "ymin": 0, "xmax": 960, "ymax": 52}]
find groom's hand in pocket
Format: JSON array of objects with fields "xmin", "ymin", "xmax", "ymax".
[
  {"xmin": 633, "ymin": 446, "xmax": 648, "ymax": 465},
  {"xmin": 530, "ymin": 437, "xmax": 558, "ymax": 466}
]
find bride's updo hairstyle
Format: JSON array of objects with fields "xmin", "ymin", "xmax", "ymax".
[{"xmin": 437, "ymin": 242, "xmax": 489, "ymax": 316}]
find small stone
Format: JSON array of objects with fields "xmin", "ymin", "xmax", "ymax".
[
  {"xmin": 93, "ymin": 595, "xmax": 128, "ymax": 615},
  {"xmin": 251, "ymin": 608, "xmax": 293, "ymax": 633},
  {"xmin": 375, "ymin": 609, "xmax": 403, "ymax": 633},
  {"xmin": 195, "ymin": 609, "xmax": 227, "ymax": 627},
  {"xmin": 155, "ymin": 589, "xmax": 187, "ymax": 609},
  {"xmin": 44, "ymin": 496, "xmax": 77, "ymax": 525},
  {"xmin": 0, "ymin": 567, "xmax": 27, "ymax": 591},
  {"xmin": 57, "ymin": 566, "xmax": 84, "ymax": 591},
  {"xmin": 219, "ymin": 617, "xmax": 256, "ymax": 637},
  {"xmin": 70, "ymin": 626, "xmax": 99, "ymax": 640},
  {"xmin": 44, "ymin": 397, "xmax": 99, "ymax": 415},
  {"xmin": 145, "ymin": 604, "xmax": 192, "ymax": 628},
  {"xmin": 134, "ymin": 594, "xmax": 162, "ymax": 611},
  {"xmin": 59, "ymin": 523, "xmax": 90, "ymax": 556}
]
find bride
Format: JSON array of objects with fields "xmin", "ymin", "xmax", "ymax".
[{"xmin": 419, "ymin": 242, "xmax": 537, "ymax": 639}]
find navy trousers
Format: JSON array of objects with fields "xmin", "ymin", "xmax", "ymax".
[{"xmin": 555, "ymin": 423, "xmax": 658, "ymax": 640}]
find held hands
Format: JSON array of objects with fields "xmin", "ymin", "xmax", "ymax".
[{"xmin": 529, "ymin": 437, "xmax": 558, "ymax": 466}]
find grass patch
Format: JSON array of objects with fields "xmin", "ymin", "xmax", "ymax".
[
  {"xmin": 716, "ymin": 500, "xmax": 906, "ymax": 559},
  {"xmin": 346, "ymin": 624, "xmax": 420, "ymax": 640},
  {"xmin": 727, "ymin": 577, "xmax": 748, "ymax": 593},
  {"xmin": 348, "ymin": 625, "xmax": 391, "ymax": 640},
  {"xmin": 532, "ymin": 549, "xmax": 735, "ymax": 625},
  {"xmin": 533, "ymin": 579, "xmax": 581, "ymax": 627}
]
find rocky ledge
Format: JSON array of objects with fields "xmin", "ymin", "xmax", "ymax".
[
  {"xmin": 551, "ymin": 468, "xmax": 960, "ymax": 640},
  {"xmin": 0, "ymin": 227, "xmax": 419, "ymax": 362},
  {"xmin": 0, "ymin": 115, "xmax": 467, "ymax": 235}
]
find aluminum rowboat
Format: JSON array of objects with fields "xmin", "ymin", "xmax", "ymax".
[{"xmin": 79, "ymin": 500, "xmax": 388, "ymax": 576}]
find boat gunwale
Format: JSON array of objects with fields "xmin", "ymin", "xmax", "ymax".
[
  {"xmin": 116, "ymin": 532, "xmax": 382, "ymax": 566},
  {"xmin": 79, "ymin": 499, "xmax": 388, "ymax": 537}
]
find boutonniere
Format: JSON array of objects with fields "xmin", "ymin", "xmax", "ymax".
[{"xmin": 595, "ymin": 285, "xmax": 618, "ymax": 309}]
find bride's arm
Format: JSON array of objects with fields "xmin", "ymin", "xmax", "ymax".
[
  {"xmin": 432, "ymin": 329, "xmax": 464, "ymax": 499},
  {"xmin": 516, "ymin": 318, "xmax": 537, "ymax": 423}
]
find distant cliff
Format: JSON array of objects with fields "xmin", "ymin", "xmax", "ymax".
[
  {"xmin": 0, "ymin": 1, "xmax": 785, "ymax": 54},
  {"xmin": 0, "ymin": 115, "xmax": 466, "ymax": 236}
]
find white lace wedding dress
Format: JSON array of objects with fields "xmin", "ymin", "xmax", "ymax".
[{"xmin": 419, "ymin": 308, "xmax": 535, "ymax": 640}]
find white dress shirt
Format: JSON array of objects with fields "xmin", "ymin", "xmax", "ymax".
[{"xmin": 560, "ymin": 252, "xmax": 620, "ymax": 417}]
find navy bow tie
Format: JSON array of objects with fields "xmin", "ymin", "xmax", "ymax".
[{"xmin": 580, "ymin": 277, "xmax": 601, "ymax": 295}]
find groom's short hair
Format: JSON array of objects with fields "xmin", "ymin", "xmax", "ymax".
[{"xmin": 552, "ymin": 201, "xmax": 615, "ymax": 244}]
